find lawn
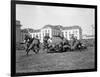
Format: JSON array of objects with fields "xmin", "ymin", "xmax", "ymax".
[{"xmin": 16, "ymin": 46, "xmax": 95, "ymax": 73}]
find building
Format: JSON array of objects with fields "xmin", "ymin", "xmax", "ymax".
[
  {"xmin": 82, "ymin": 35, "xmax": 95, "ymax": 39},
  {"xmin": 40, "ymin": 25, "xmax": 62, "ymax": 42},
  {"xmin": 28, "ymin": 25, "xmax": 61, "ymax": 42},
  {"xmin": 62, "ymin": 26, "xmax": 82, "ymax": 40},
  {"xmin": 29, "ymin": 25, "xmax": 82, "ymax": 43},
  {"xmin": 29, "ymin": 29, "xmax": 41, "ymax": 40},
  {"xmin": 16, "ymin": 20, "xmax": 22, "ymax": 43},
  {"xmin": 21, "ymin": 28, "xmax": 29, "ymax": 42}
]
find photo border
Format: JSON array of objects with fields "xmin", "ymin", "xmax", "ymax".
[{"xmin": 11, "ymin": 0, "xmax": 97, "ymax": 76}]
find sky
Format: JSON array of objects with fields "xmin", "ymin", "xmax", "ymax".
[{"xmin": 16, "ymin": 4, "xmax": 95, "ymax": 35}]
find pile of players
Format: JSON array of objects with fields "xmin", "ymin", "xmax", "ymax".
[{"xmin": 24, "ymin": 34, "xmax": 87, "ymax": 55}]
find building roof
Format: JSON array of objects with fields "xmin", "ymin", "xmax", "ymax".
[
  {"xmin": 62, "ymin": 25, "xmax": 81, "ymax": 30},
  {"xmin": 16, "ymin": 20, "xmax": 21, "ymax": 26},
  {"xmin": 82, "ymin": 34, "xmax": 94, "ymax": 39},
  {"xmin": 21, "ymin": 28, "xmax": 40, "ymax": 33},
  {"xmin": 27, "ymin": 28, "xmax": 34, "ymax": 33},
  {"xmin": 42, "ymin": 24, "xmax": 61, "ymax": 30},
  {"xmin": 21, "ymin": 25, "xmax": 82, "ymax": 33},
  {"xmin": 32, "ymin": 29, "xmax": 40, "ymax": 33},
  {"xmin": 21, "ymin": 29, "xmax": 28, "ymax": 33},
  {"xmin": 42, "ymin": 25, "xmax": 81, "ymax": 30},
  {"xmin": 83, "ymin": 34, "xmax": 94, "ymax": 37}
]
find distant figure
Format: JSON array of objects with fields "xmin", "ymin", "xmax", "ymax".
[
  {"xmin": 35, "ymin": 35, "xmax": 39, "ymax": 39},
  {"xmin": 70, "ymin": 34, "xmax": 76, "ymax": 46},
  {"xmin": 43, "ymin": 35, "xmax": 50, "ymax": 50},
  {"xmin": 48, "ymin": 38, "xmax": 52, "ymax": 44},
  {"xmin": 62, "ymin": 38, "xmax": 70, "ymax": 46},
  {"xmin": 24, "ymin": 34, "xmax": 31, "ymax": 43},
  {"xmin": 29, "ymin": 38, "xmax": 40, "ymax": 48},
  {"xmin": 27, "ymin": 36, "xmax": 40, "ymax": 55},
  {"xmin": 24, "ymin": 34, "xmax": 33, "ymax": 54},
  {"xmin": 43, "ymin": 35, "xmax": 50, "ymax": 43}
]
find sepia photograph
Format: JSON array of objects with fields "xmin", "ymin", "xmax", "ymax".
[{"xmin": 11, "ymin": 1, "xmax": 97, "ymax": 76}]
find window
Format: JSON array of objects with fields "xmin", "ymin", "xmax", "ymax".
[
  {"xmin": 62, "ymin": 32, "xmax": 64, "ymax": 35},
  {"xmin": 43, "ymin": 33, "xmax": 44, "ymax": 37},
  {"xmin": 65, "ymin": 32, "xmax": 67, "ymax": 38},
  {"xmin": 75, "ymin": 31, "xmax": 78, "ymax": 35},
  {"xmin": 73, "ymin": 30, "xmax": 75, "ymax": 34},
  {"xmin": 48, "ymin": 33, "xmax": 49, "ymax": 36},
  {"xmin": 69, "ymin": 32, "xmax": 72, "ymax": 39},
  {"xmin": 45, "ymin": 33, "xmax": 47, "ymax": 36},
  {"xmin": 45, "ymin": 30, "xmax": 47, "ymax": 34},
  {"xmin": 56, "ymin": 30, "xmax": 58, "ymax": 35},
  {"xmin": 40, "ymin": 34, "xmax": 41, "ymax": 39},
  {"xmin": 57, "ymin": 32, "xmax": 58, "ymax": 35},
  {"xmin": 73, "ymin": 30, "xmax": 78, "ymax": 35},
  {"xmin": 53, "ymin": 30, "xmax": 55, "ymax": 35}
]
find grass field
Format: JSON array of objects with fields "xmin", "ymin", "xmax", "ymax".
[{"xmin": 16, "ymin": 46, "xmax": 95, "ymax": 73}]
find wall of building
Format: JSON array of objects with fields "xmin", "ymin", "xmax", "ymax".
[
  {"xmin": 62, "ymin": 28, "xmax": 81, "ymax": 40},
  {"xmin": 16, "ymin": 26, "xmax": 21, "ymax": 43},
  {"xmin": 52, "ymin": 29, "xmax": 61, "ymax": 37},
  {"xmin": 40, "ymin": 28, "xmax": 52, "ymax": 42},
  {"xmin": 29, "ymin": 26, "xmax": 82, "ymax": 42},
  {"xmin": 16, "ymin": 21, "xmax": 22, "ymax": 43}
]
